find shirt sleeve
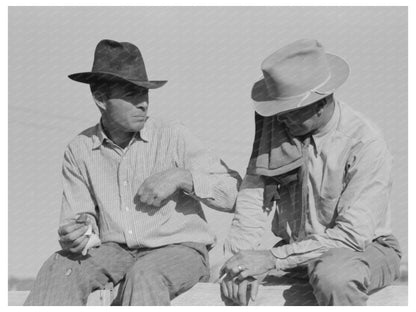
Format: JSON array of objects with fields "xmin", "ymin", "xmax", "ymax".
[
  {"xmin": 270, "ymin": 139, "xmax": 393, "ymax": 270},
  {"xmin": 175, "ymin": 124, "xmax": 242, "ymax": 211},
  {"xmin": 223, "ymin": 174, "xmax": 275, "ymax": 257},
  {"xmin": 59, "ymin": 146, "xmax": 98, "ymax": 229}
]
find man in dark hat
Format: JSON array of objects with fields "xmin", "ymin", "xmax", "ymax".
[
  {"xmin": 24, "ymin": 39, "xmax": 241, "ymax": 306},
  {"xmin": 219, "ymin": 39, "xmax": 401, "ymax": 305}
]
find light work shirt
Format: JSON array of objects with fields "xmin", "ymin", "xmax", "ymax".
[
  {"xmin": 224, "ymin": 101, "xmax": 394, "ymax": 270},
  {"xmin": 60, "ymin": 117, "xmax": 241, "ymax": 249}
]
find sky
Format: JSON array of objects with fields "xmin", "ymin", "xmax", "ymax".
[{"xmin": 8, "ymin": 6, "xmax": 407, "ymax": 279}]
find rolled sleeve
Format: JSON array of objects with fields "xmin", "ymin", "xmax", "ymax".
[
  {"xmin": 224, "ymin": 174, "xmax": 275, "ymax": 255},
  {"xmin": 60, "ymin": 146, "xmax": 98, "ymax": 227},
  {"xmin": 176, "ymin": 124, "xmax": 241, "ymax": 211}
]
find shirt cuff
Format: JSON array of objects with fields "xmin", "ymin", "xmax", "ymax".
[
  {"xmin": 189, "ymin": 170, "xmax": 215, "ymax": 200},
  {"xmin": 270, "ymin": 245, "xmax": 295, "ymax": 271}
]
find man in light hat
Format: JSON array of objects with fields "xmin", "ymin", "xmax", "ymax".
[
  {"xmin": 220, "ymin": 39, "xmax": 401, "ymax": 305},
  {"xmin": 24, "ymin": 39, "xmax": 241, "ymax": 306}
]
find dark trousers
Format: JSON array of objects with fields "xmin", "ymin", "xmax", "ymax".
[{"xmin": 24, "ymin": 241, "xmax": 210, "ymax": 306}]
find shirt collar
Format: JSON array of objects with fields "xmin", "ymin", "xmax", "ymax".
[
  {"xmin": 91, "ymin": 121, "xmax": 108, "ymax": 149},
  {"xmin": 91, "ymin": 118, "xmax": 152, "ymax": 149},
  {"xmin": 311, "ymin": 100, "xmax": 341, "ymax": 154}
]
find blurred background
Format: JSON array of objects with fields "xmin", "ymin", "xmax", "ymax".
[{"xmin": 8, "ymin": 6, "xmax": 407, "ymax": 289}]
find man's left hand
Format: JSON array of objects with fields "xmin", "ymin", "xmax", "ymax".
[
  {"xmin": 220, "ymin": 250, "xmax": 276, "ymax": 305},
  {"xmin": 137, "ymin": 168, "xmax": 193, "ymax": 207}
]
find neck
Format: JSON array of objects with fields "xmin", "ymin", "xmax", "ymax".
[{"xmin": 101, "ymin": 116, "xmax": 134, "ymax": 148}]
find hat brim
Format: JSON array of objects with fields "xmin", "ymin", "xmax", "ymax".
[
  {"xmin": 251, "ymin": 53, "xmax": 350, "ymax": 116},
  {"xmin": 68, "ymin": 72, "xmax": 167, "ymax": 89}
]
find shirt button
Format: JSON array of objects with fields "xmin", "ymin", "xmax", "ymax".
[
  {"xmin": 125, "ymin": 206, "xmax": 129, "ymax": 211},
  {"xmin": 123, "ymin": 181, "xmax": 128, "ymax": 186},
  {"xmin": 128, "ymin": 230, "xmax": 133, "ymax": 235}
]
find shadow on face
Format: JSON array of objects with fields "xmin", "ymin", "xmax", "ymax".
[
  {"xmin": 91, "ymin": 80, "xmax": 150, "ymax": 133},
  {"xmin": 276, "ymin": 97, "xmax": 329, "ymax": 137}
]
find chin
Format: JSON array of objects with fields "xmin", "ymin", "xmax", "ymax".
[
  {"xmin": 133, "ymin": 121, "xmax": 146, "ymax": 132},
  {"xmin": 289, "ymin": 129, "xmax": 307, "ymax": 136}
]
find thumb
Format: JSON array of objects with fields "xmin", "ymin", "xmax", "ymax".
[{"xmin": 250, "ymin": 279, "xmax": 259, "ymax": 302}]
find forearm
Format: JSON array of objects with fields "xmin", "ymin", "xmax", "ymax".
[
  {"xmin": 189, "ymin": 169, "xmax": 240, "ymax": 211},
  {"xmin": 270, "ymin": 228, "xmax": 365, "ymax": 271},
  {"xmin": 224, "ymin": 174, "xmax": 272, "ymax": 254}
]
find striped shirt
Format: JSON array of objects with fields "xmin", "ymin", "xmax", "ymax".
[
  {"xmin": 60, "ymin": 117, "xmax": 241, "ymax": 249},
  {"xmin": 224, "ymin": 101, "xmax": 397, "ymax": 269}
]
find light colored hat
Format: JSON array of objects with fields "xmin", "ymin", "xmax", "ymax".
[{"xmin": 251, "ymin": 39, "xmax": 349, "ymax": 116}]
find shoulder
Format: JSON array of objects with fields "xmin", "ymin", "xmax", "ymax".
[
  {"xmin": 337, "ymin": 101, "xmax": 388, "ymax": 148},
  {"xmin": 145, "ymin": 116, "xmax": 191, "ymax": 138},
  {"xmin": 64, "ymin": 124, "xmax": 98, "ymax": 157},
  {"xmin": 336, "ymin": 102, "xmax": 391, "ymax": 162}
]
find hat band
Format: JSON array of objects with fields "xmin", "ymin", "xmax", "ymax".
[{"xmin": 271, "ymin": 73, "xmax": 332, "ymax": 102}]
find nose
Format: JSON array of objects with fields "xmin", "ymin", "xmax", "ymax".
[
  {"xmin": 135, "ymin": 100, "xmax": 148, "ymax": 111},
  {"xmin": 277, "ymin": 114, "xmax": 293, "ymax": 124}
]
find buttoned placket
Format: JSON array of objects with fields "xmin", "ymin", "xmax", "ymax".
[{"xmin": 117, "ymin": 137, "xmax": 139, "ymax": 248}]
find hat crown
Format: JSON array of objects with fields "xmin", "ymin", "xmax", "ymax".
[
  {"xmin": 261, "ymin": 39, "xmax": 330, "ymax": 98},
  {"xmin": 91, "ymin": 39, "xmax": 148, "ymax": 81}
]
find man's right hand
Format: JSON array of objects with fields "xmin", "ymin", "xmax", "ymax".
[{"xmin": 58, "ymin": 221, "xmax": 90, "ymax": 254}]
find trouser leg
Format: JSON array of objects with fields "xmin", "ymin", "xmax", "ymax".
[
  {"xmin": 308, "ymin": 238, "xmax": 401, "ymax": 306},
  {"xmin": 24, "ymin": 242, "xmax": 135, "ymax": 306},
  {"xmin": 117, "ymin": 242, "xmax": 210, "ymax": 306}
]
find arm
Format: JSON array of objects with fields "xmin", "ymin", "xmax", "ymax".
[
  {"xmin": 137, "ymin": 123, "xmax": 241, "ymax": 211},
  {"xmin": 60, "ymin": 146, "xmax": 98, "ymax": 227},
  {"xmin": 176, "ymin": 124, "xmax": 242, "ymax": 211},
  {"xmin": 59, "ymin": 146, "xmax": 100, "ymax": 253},
  {"xmin": 223, "ymin": 174, "xmax": 275, "ymax": 256},
  {"xmin": 220, "ymin": 139, "xmax": 393, "ymax": 305},
  {"xmin": 270, "ymin": 139, "xmax": 393, "ymax": 270}
]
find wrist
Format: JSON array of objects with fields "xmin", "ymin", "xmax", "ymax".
[
  {"xmin": 176, "ymin": 168, "xmax": 193, "ymax": 193},
  {"xmin": 267, "ymin": 250, "xmax": 277, "ymax": 270}
]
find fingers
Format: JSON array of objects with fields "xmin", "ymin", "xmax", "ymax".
[
  {"xmin": 237, "ymin": 279, "xmax": 249, "ymax": 306},
  {"xmin": 250, "ymin": 279, "xmax": 260, "ymax": 302},
  {"xmin": 239, "ymin": 268, "xmax": 253, "ymax": 279},
  {"xmin": 138, "ymin": 182, "xmax": 163, "ymax": 207},
  {"xmin": 76, "ymin": 214, "xmax": 89, "ymax": 224},
  {"xmin": 60, "ymin": 232, "xmax": 89, "ymax": 254},
  {"xmin": 221, "ymin": 277, "xmax": 252, "ymax": 306},
  {"xmin": 68, "ymin": 236, "xmax": 89, "ymax": 254},
  {"xmin": 221, "ymin": 255, "xmax": 244, "ymax": 278},
  {"xmin": 58, "ymin": 221, "xmax": 85, "ymax": 236},
  {"xmin": 59, "ymin": 224, "xmax": 89, "ymax": 243},
  {"xmin": 220, "ymin": 280, "xmax": 229, "ymax": 299},
  {"xmin": 232, "ymin": 277, "xmax": 239, "ymax": 304}
]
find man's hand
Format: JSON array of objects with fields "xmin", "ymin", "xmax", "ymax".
[
  {"xmin": 58, "ymin": 220, "xmax": 90, "ymax": 254},
  {"xmin": 219, "ymin": 250, "xmax": 276, "ymax": 305},
  {"xmin": 137, "ymin": 168, "xmax": 193, "ymax": 207}
]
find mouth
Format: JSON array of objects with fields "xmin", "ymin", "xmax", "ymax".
[{"xmin": 134, "ymin": 115, "xmax": 147, "ymax": 120}]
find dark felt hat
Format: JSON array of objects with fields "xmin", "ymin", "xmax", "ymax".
[{"xmin": 68, "ymin": 39, "xmax": 167, "ymax": 89}]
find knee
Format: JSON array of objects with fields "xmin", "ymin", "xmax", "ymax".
[
  {"xmin": 308, "ymin": 248, "xmax": 370, "ymax": 295},
  {"xmin": 41, "ymin": 251, "xmax": 76, "ymax": 274},
  {"xmin": 125, "ymin": 264, "xmax": 164, "ymax": 287},
  {"xmin": 39, "ymin": 251, "xmax": 97, "ymax": 286}
]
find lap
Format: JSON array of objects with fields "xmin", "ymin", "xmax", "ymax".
[
  {"xmin": 124, "ymin": 242, "xmax": 210, "ymax": 295},
  {"xmin": 128, "ymin": 242, "xmax": 209, "ymax": 280},
  {"xmin": 47, "ymin": 242, "xmax": 136, "ymax": 287}
]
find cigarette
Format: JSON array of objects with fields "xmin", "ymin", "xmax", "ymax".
[{"xmin": 214, "ymin": 272, "xmax": 228, "ymax": 283}]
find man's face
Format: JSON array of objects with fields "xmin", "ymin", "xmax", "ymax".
[
  {"xmin": 104, "ymin": 83, "xmax": 149, "ymax": 132},
  {"xmin": 276, "ymin": 99, "xmax": 325, "ymax": 137}
]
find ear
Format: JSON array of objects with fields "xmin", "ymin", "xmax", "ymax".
[
  {"xmin": 92, "ymin": 90, "xmax": 107, "ymax": 111},
  {"xmin": 316, "ymin": 96, "xmax": 330, "ymax": 117}
]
